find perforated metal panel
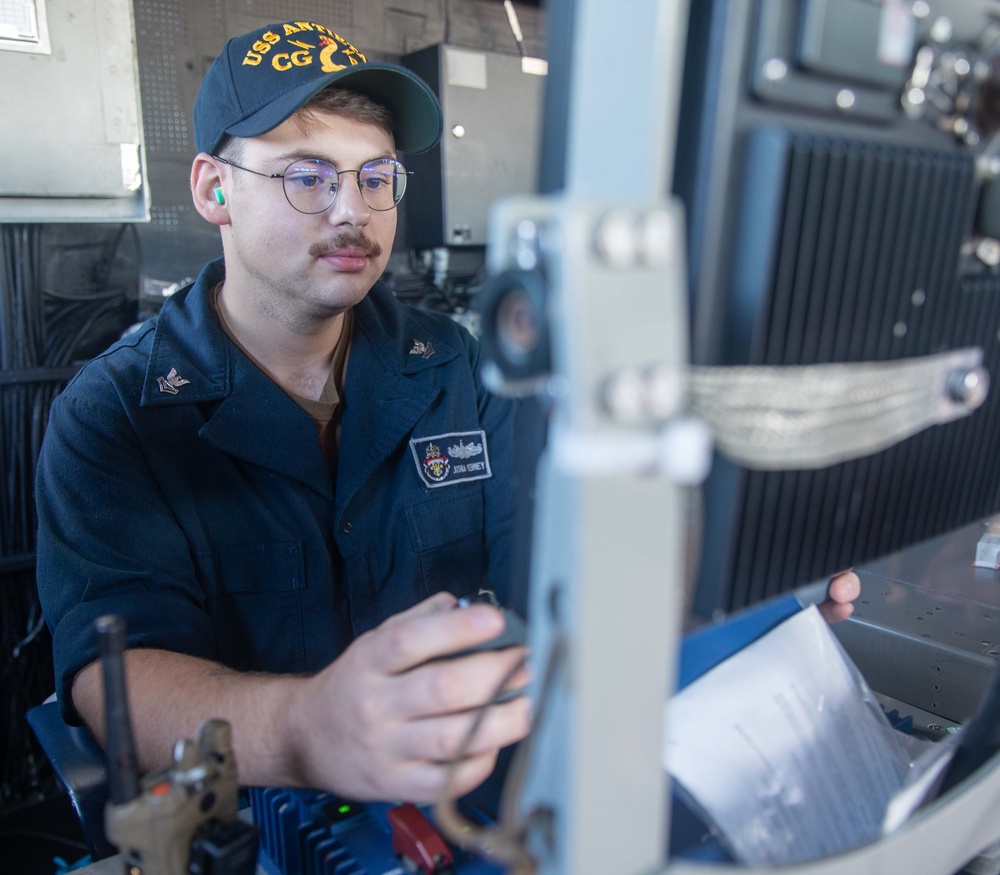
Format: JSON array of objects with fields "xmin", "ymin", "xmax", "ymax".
[
  {"xmin": 695, "ymin": 132, "xmax": 1000, "ymax": 616},
  {"xmin": 135, "ymin": 0, "xmax": 193, "ymax": 155},
  {"xmin": 228, "ymin": 0, "xmax": 351, "ymax": 23}
]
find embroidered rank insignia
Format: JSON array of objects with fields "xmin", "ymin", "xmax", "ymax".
[{"xmin": 410, "ymin": 430, "xmax": 492, "ymax": 488}]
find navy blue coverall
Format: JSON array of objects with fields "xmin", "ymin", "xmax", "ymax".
[{"xmin": 36, "ymin": 258, "xmax": 516, "ymax": 725}]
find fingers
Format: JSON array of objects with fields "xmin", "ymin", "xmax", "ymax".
[
  {"xmin": 293, "ymin": 597, "xmax": 530, "ymax": 802},
  {"xmin": 817, "ymin": 570, "xmax": 861, "ymax": 624},
  {"xmin": 379, "ymin": 749, "xmax": 503, "ymax": 804},
  {"xmin": 391, "ymin": 694, "xmax": 532, "ymax": 764},
  {"xmin": 364, "ymin": 598, "xmax": 509, "ymax": 675},
  {"xmin": 377, "ymin": 696, "xmax": 531, "ymax": 804},
  {"xmin": 384, "ymin": 646, "xmax": 530, "ymax": 720},
  {"xmin": 827, "ymin": 570, "xmax": 861, "ymax": 604},
  {"xmin": 376, "ymin": 590, "xmax": 458, "ymax": 635},
  {"xmin": 818, "ymin": 599, "xmax": 855, "ymax": 624}
]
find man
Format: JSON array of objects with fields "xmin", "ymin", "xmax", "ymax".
[
  {"xmin": 36, "ymin": 20, "xmax": 530, "ymax": 804},
  {"xmin": 35, "ymin": 19, "xmax": 858, "ymax": 806}
]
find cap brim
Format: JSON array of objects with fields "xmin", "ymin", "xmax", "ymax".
[{"xmin": 226, "ymin": 62, "xmax": 442, "ymax": 154}]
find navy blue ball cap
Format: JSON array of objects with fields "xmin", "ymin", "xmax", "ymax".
[{"xmin": 194, "ymin": 21, "xmax": 442, "ymax": 155}]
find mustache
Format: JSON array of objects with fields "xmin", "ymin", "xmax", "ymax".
[{"xmin": 309, "ymin": 231, "xmax": 383, "ymax": 259}]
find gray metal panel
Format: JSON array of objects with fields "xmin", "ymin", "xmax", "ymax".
[
  {"xmin": 0, "ymin": 0, "xmax": 148, "ymax": 221},
  {"xmin": 492, "ymin": 0, "xmax": 693, "ymax": 870},
  {"xmin": 439, "ymin": 47, "xmax": 544, "ymax": 245},
  {"xmin": 833, "ymin": 520, "xmax": 1000, "ymax": 722},
  {"xmin": 404, "ymin": 44, "xmax": 545, "ymax": 247}
]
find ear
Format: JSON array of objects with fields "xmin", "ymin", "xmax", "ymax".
[{"xmin": 191, "ymin": 153, "xmax": 230, "ymax": 226}]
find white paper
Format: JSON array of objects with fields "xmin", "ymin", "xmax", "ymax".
[{"xmin": 663, "ymin": 606, "xmax": 944, "ymax": 866}]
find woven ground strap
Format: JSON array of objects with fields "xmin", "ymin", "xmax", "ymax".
[{"xmin": 688, "ymin": 347, "xmax": 987, "ymax": 470}]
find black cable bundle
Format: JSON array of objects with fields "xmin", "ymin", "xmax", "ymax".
[
  {"xmin": 0, "ymin": 224, "xmax": 57, "ymax": 807},
  {"xmin": 390, "ymin": 247, "xmax": 490, "ymax": 320},
  {"xmin": 0, "ymin": 223, "xmax": 139, "ymax": 812}
]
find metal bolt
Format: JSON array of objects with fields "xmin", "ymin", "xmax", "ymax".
[
  {"xmin": 451, "ymin": 124, "xmax": 466, "ymax": 138},
  {"xmin": 836, "ymin": 89, "xmax": 856, "ymax": 110},
  {"xmin": 931, "ymin": 17, "xmax": 953, "ymax": 43},
  {"xmin": 977, "ymin": 237, "xmax": 1000, "ymax": 267},
  {"xmin": 514, "ymin": 220, "xmax": 541, "ymax": 271},
  {"xmin": 646, "ymin": 365, "xmax": 684, "ymax": 419},
  {"xmin": 595, "ymin": 208, "xmax": 639, "ymax": 269},
  {"xmin": 982, "ymin": 155, "xmax": 1000, "ymax": 178},
  {"xmin": 763, "ymin": 58, "xmax": 788, "ymax": 82},
  {"xmin": 948, "ymin": 368, "xmax": 990, "ymax": 410},
  {"xmin": 604, "ymin": 368, "xmax": 647, "ymax": 423},
  {"xmin": 913, "ymin": 46, "xmax": 935, "ymax": 88},
  {"xmin": 639, "ymin": 208, "xmax": 674, "ymax": 267}
]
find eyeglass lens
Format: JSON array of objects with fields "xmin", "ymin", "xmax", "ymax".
[{"xmin": 282, "ymin": 158, "xmax": 407, "ymax": 213}]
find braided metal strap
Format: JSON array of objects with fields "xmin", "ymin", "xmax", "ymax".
[{"xmin": 688, "ymin": 347, "xmax": 988, "ymax": 470}]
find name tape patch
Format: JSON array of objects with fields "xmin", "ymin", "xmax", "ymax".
[{"xmin": 410, "ymin": 430, "xmax": 492, "ymax": 488}]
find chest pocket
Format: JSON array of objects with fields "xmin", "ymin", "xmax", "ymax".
[
  {"xmin": 406, "ymin": 489, "xmax": 486, "ymax": 598},
  {"xmin": 195, "ymin": 541, "xmax": 307, "ymax": 673}
]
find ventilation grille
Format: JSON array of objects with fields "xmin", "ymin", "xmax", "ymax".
[
  {"xmin": 251, "ymin": 787, "xmax": 367, "ymax": 875},
  {"xmin": 701, "ymin": 132, "xmax": 1000, "ymax": 615}
]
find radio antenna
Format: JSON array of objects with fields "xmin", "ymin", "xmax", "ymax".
[{"xmin": 95, "ymin": 615, "xmax": 140, "ymax": 805}]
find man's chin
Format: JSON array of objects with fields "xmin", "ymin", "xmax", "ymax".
[{"xmin": 308, "ymin": 279, "xmax": 373, "ymax": 317}]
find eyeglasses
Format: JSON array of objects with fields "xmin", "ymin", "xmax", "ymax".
[{"xmin": 212, "ymin": 155, "xmax": 411, "ymax": 213}]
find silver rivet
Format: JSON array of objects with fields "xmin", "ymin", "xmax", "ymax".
[
  {"xmin": 912, "ymin": 289, "xmax": 926, "ymax": 306},
  {"xmin": 893, "ymin": 321, "xmax": 908, "ymax": 338},
  {"xmin": 452, "ymin": 125, "xmax": 466, "ymax": 138}
]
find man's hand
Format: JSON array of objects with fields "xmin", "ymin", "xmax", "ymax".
[
  {"xmin": 816, "ymin": 570, "xmax": 861, "ymax": 624},
  {"xmin": 72, "ymin": 592, "xmax": 530, "ymax": 806},
  {"xmin": 285, "ymin": 592, "xmax": 531, "ymax": 803}
]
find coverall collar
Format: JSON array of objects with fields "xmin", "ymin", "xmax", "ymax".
[{"xmin": 139, "ymin": 258, "xmax": 462, "ymax": 502}]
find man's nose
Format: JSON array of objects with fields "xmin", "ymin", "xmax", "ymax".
[{"xmin": 326, "ymin": 171, "xmax": 370, "ymax": 225}]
